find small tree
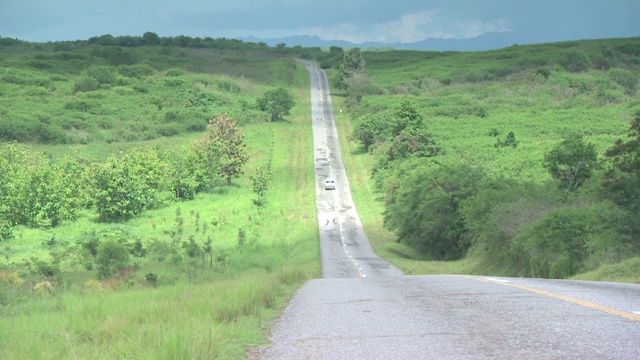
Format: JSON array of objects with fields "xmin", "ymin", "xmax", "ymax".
[
  {"xmin": 343, "ymin": 72, "xmax": 379, "ymax": 104},
  {"xmin": 544, "ymin": 133, "xmax": 597, "ymax": 191},
  {"xmin": 336, "ymin": 47, "xmax": 365, "ymax": 89},
  {"xmin": 349, "ymin": 113, "xmax": 386, "ymax": 151},
  {"xmin": 251, "ymin": 160, "xmax": 272, "ymax": 202},
  {"xmin": 193, "ymin": 115, "xmax": 249, "ymax": 187},
  {"xmin": 258, "ymin": 88, "xmax": 295, "ymax": 121}
]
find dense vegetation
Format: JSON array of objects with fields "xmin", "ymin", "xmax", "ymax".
[
  {"xmin": 340, "ymin": 37, "xmax": 640, "ymax": 279},
  {"xmin": 0, "ymin": 35, "xmax": 324, "ymax": 359}
]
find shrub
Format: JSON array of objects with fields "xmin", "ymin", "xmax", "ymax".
[
  {"xmin": 165, "ymin": 68, "xmax": 186, "ymax": 77},
  {"xmin": 562, "ymin": 51, "xmax": 591, "ymax": 73},
  {"xmin": 384, "ymin": 163, "xmax": 484, "ymax": 260},
  {"xmin": 86, "ymin": 66, "xmax": 117, "ymax": 85},
  {"xmin": 495, "ymin": 131, "xmax": 518, "ymax": 148},
  {"xmin": 609, "ymin": 68, "xmax": 638, "ymax": 95},
  {"xmin": 118, "ymin": 63, "xmax": 154, "ymax": 78},
  {"xmin": 95, "ymin": 239, "xmax": 130, "ymax": 279},
  {"xmin": 73, "ymin": 76, "xmax": 99, "ymax": 93},
  {"xmin": 92, "ymin": 148, "xmax": 168, "ymax": 222},
  {"xmin": 512, "ymin": 206, "xmax": 591, "ymax": 278}
]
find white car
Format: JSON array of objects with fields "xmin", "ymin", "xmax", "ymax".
[{"xmin": 324, "ymin": 179, "xmax": 336, "ymax": 190}]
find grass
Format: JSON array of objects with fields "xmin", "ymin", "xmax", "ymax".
[{"xmin": 0, "ymin": 62, "xmax": 320, "ymax": 359}]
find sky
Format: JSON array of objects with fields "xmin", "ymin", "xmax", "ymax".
[{"xmin": 1, "ymin": 0, "xmax": 639, "ymax": 45}]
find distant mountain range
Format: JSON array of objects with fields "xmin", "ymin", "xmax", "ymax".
[{"xmin": 242, "ymin": 31, "xmax": 584, "ymax": 52}]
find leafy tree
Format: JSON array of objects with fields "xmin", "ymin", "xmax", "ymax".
[
  {"xmin": 142, "ymin": 31, "xmax": 160, "ymax": 46},
  {"xmin": 193, "ymin": 115, "xmax": 249, "ymax": 187},
  {"xmin": 461, "ymin": 178, "xmax": 560, "ymax": 271},
  {"xmin": 544, "ymin": 133, "xmax": 597, "ymax": 191},
  {"xmin": 603, "ymin": 111, "xmax": 640, "ymax": 212},
  {"xmin": 92, "ymin": 148, "xmax": 167, "ymax": 222},
  {"xmin": 512, "ymin": 206, "xmax": 591, "ymax": 278},
  {"xmin": 384, "ymin": 163, "xmax": 484, "ymax": 260},
  {"xmin": 258, "ymin": 88, "xmax": 295, "ymax": 121},
  {"xmin": 163, "ymin": 145, "xmax": 204, "ymax": 200},
  {"xmin": 371, "ymin": 100, "xmax": 440, "ymax": 195},
  {"xmin": 391, "ymin": 99, "xmax": 424, "ymax": 136},
  {"xmin": 336, "ymin": 47, "xmax": 365, "ymax": 89},
  {"xmin": 348, "ymin": 113, "xmax": 387, "ymax": 151}
]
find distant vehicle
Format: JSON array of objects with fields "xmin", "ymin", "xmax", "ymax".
[{"xmin": 324, "ymin": 179, "xmax": 336, "ymax": 190}]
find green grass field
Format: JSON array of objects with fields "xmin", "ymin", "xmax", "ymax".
[{"xmin": 1, "ymin": 48, "xmax": 321, "ymax": 359}]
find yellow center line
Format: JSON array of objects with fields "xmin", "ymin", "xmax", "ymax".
[{"xmin": 459, "ymin": 275, "xmax": 640, "ymax": 322}]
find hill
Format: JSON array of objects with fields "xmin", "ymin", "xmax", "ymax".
[{"xmin": 333, "ymin": 37, "xmax": 640, "ymax": 281}]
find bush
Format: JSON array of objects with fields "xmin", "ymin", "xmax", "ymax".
[
  {"xmin": 95, "ymin": 239, "xmax": 130, "ymax": 279},
  {"xmin": 92, "ymin": 148, "xmax": 168, "ymax": 222},
  {"xmin": 118, "ymin": 63, "xmax": 154, "ymax": 78},
  {"xmin": 609, "ymin": 68, "xmax": 638, "ymax": 95},
  {"xmin": 86, "ymin": 66, "xmax": 117, "ymax": 85},
  {"xmin": 165, "ymin": 68, "xmax": 186, "ymax": 77},
  {"xmin": 73, "ymin": 76, "xmax": 99, "ymax": 93},
  {"xmin": 384, "ymin": 163, "xmax": 484, "ymax": 260},
  {"xmin": 513, "ymin": 206, "xmax": 591, "ymax": 278}
]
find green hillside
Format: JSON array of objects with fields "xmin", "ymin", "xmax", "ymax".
[
  {"xmin": 334, "ymin": 38, "xmax": 640, "ymax": 282},
  {"xmin": 0, "ymin": 36, "xmax": 328, "ymax": 359}
]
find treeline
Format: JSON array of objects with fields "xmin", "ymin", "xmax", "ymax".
[
  {"xmin": 0, "ymin": 32, "xmax": 344, "ymax": 68},
  {"xmin": 350, "ymin": 98, "xmax": 640, "ymax": 278}
]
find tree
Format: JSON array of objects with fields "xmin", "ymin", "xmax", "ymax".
[
  {"xmin": 383, "ymin": 163, "xmax": 484, "ymax": 260},
  {"xmin": 342, "ymin": 72, "xmax": 379, "ymax": 104},
  {"xmin": 391, "ymin": 99, "xmax": 424, "ymax": 136},
  {"xmin": 603, "ymin": 111, "xmax": 640, "ymax": 212},
  {"xmin": 336, "ymin": 47, "xmax": 365, "ymax": 89},
  {"xmin": 142, "ymin": 31, "xmax": 160, "ymax": 46},
  {"xmin": 258, "ymin": 88, "xmax": 295, "ymax": 121},
  {"xmin": 349, "ymin": 113, "xmax": 386, "ymax": 151},
  {"xmin": 544, "ymin": 133, "xmax": 597, "ymax": 191},
  {"xmin": 92, "ymin": 148, "xmax": 167, "ymax": 222},
  {"xmin": 193, "ymin": 115, "xmax": 249, "ymax": 187}
]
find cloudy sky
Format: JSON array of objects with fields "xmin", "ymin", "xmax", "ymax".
[{"xmin": 1, "ymin": 0, "xmax": 639, "ymax": 44}]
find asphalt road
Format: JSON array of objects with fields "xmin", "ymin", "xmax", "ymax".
[{"xmin": 260, "ymin": 61, "xmax": 640, "ymax": 359}]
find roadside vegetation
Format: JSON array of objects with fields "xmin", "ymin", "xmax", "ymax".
[
  {"xmin": 333, "ymin": 38, "xmax": 640, "ymax": 282},
  {"xmin": 2, "ymin": 31, "xmax": 639, "ymax": 358},
  {"xmin": 0, "ymin": 33, "xmax": 327, "ymax": 359}
]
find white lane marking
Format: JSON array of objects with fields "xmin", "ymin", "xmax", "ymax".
[
  {"xmin": 483, "ymin": 277, "xmax": 510, "ymax": 283},
  {"xmin": 633, "ymin": 311, "xmax": 640, "ymax": 315}
]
